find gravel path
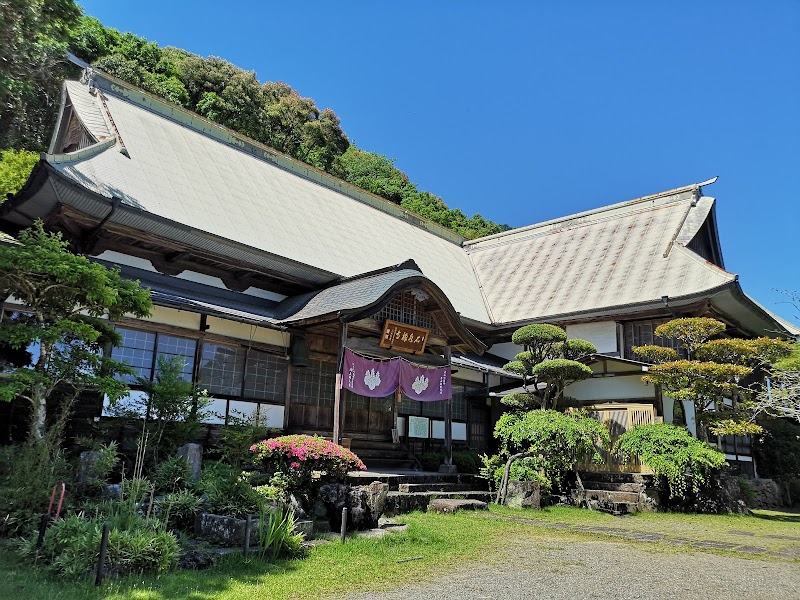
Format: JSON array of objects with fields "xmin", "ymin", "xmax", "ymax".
[{"xmin": 341, "ymin": 536, "xmax": 800, "ymax": 600}]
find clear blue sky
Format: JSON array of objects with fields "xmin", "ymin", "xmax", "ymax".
[{"xmin": 79, "ymin": 1, "xmax": 799, "ymax": 322}]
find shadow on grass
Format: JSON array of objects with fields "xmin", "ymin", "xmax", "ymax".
[{"xmin": 751, "ymin": 510, "xmax": 800, "ymax": 524}]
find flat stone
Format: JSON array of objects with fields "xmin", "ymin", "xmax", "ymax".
[
  {"xmin": 727, "ymin": 529, "xmax": 755, "ymax": 537},
  {"xmin": 428, "ymin": 499, "xmax": 487, "ymax": 514},
  {"xmin": 438, "ymin": 464, "xmax": 458, "ymax": 474},
  {"xmin": 734, "ymin": 545, "xmax": 768, "ymax": 554},
  {"xmin": 690, "ymin": 541, "xmax": 738, "ymax": 550},
  {"xmin": 356, "ymin": 524, "xmax": 409, "ymax": 539}
]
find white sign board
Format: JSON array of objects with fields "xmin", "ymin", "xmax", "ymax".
[
  {"xmin": 453, "ymin": 422, "xmax": 467, "ymax": 441},
  {"xmin": 408, "ymin": 416, "xmax": 430, "ymax": 438},
  {"xmin": 431, "ymin": 420, "xmax": 445, "ymax": 439}
]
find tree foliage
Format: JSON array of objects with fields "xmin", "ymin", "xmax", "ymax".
[
  {"xmin": 638, "ymin": 317, "xmax": 792, "ymax": 440},
  {"xmin": 492, "ymin": 409, "xmax": 610, "ymax": 503},
  {"xmin": 502, "ymin": 324, "xmax": 594, "ymax": 410},
  {"xmin": 2, "ymin": 0, "xmax": 508, "ymax": 239},
  {"xmin": 613, "ymin": 423, "xmax": 727, "ymax": 497},
  {"xmin": 0, "ymin": 221, "xmax": 152, "ymax": 439},
  {"xmin": 0, "ymin": 0, "xmax": 82, "ymax": 150},
  {"xmin": 0, "ymin": 149, "xmax": 39, "ymax": 200}
]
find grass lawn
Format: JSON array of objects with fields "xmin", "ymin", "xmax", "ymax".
[
  {"xmin": 1, "ymin": 506, "xmax": 798, "ymax": 599},
  {"xmin": 487, "ymin": 505, "xmax": 800, "ymax": 553}
]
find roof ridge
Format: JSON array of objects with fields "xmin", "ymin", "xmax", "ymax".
[
  {"xmin": 464, "ymin": 177, "xmax": 718, "ymax": 247},
  {"xmin": 69, "ymin": 60, "xmax": 467, "ymax": 247}
]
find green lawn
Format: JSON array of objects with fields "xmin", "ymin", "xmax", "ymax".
[{"xmin": 1, "ymin": 506, "xmax": 798, "ymax": 600}]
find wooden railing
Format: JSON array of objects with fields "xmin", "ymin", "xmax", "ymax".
[{"xmin": 572, "ymin": 403, "xmax": 662, "ymax": 474}]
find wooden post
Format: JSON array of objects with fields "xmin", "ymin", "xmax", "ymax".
[
  {"xmin": 332, "ymin": 322, "xmax": 348, "ymax": 445},
  {"xmin": 283, "ymin": 359, "xmax": 293, "ymax": 431},
  {"xmin": 243, "ymin": 514, "xmax": 252, "ymax": 556},
  {"xmin": 444, "ymin": 346, "xmax": 453, "ymax": 466},
  {"xmin": 95, "ymin": 522, "xmax": 110, "ymax": 586}
]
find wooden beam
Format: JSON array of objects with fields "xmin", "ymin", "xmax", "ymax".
[
  {"xmin": 332, "ymin": 322, "xmax": 348, "ymax": 445},
  {"xmin": 443, "ymin": 346, "xmax": 453, "ymax": 467}
]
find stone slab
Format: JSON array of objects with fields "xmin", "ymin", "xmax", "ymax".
[{"xmin": 428, "ymin": 499, "xmax": 488, "ymax": 514}]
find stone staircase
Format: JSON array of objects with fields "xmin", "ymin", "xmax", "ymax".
[
  {"xmin": 571, "ymin": 471, "xmax": 656, "ymax": 514},
  {"xmin": 348, "ymin": 439, "xmax": 418, "ymax": 471},
  {"xmin": 347, "ymin": 471, "xmax": 492, "ymax": 515}
]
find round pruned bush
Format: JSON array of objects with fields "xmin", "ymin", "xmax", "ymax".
[
  {"xmin": 613, "ymin": 422, "xmax": 727, "ymax": 498},
  {"xmin": 511, "ymin": 324, "xmax": 567, "ymax": 347}
]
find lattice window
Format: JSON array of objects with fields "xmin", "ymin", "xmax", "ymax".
[
  {"xmin": 372, "ymin": 290, "xmax": 443, "ymax": 335},
  {"xmin": 623, "ymin": 319, "xmax": 685, "ymax": 362},
  {"xmin": 244, "ymin": 349, "xmax": 287, "ymax": 402},
  {"xmin": 291, "ymin": 360, "xmax": 336, "ymax": 406},
  {"xmin": 200, "ymin": 343, "xmax": 246, "ymax": 396},
  {"xmin": 112, "ymin": 328, "xmax": 156, "ymax": 382}
]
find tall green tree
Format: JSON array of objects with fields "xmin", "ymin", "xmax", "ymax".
[
  {"xmin": 0, "ymin": 221, "xmax": 152, "ymax": 440},
  {"xmin": 0, "ymin": 0, "xmax": 82, "ymax": 149},
  {"xmin": 501, "ymin": 324, "xmax": 595, "ymax": 411},
  {"xmin": 635, "ymin": 317, "xmax": 793, "ymax": 440}
]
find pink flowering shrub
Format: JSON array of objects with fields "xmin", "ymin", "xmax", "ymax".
[{"xmin": 250, "ymin": 435, "xmax": 366, "ymax": 506}]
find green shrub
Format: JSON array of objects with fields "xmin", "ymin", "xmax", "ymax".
[
  {"xmin": 78, "ymin": 442, "xmax": 120, "ymax": 496},
  {"xmin": 452, "ymin": 450, "xmax": 480, "ymax": 474},
  {"xmin": 36, "ymin": 512, "xmax": 178, "ymax": 578},
  {"xmin": 151, "ymin": 455, "xmax": 191, "ymax": 493},
  {"xmin": 0, "ymin": 442, "xmax": 73, "ymax": 537},
  {"xmin": 737, "ymin": 475, "xmax": 756, "ymax": 507},
  {"xmin": 481, "ymin": 453, "xmax": 551, "ymax": 495},
  {"xmin": 420, "ymin": 451, "xmax": 443, "ymax": 472},
  {"xmin": 257, "ymin": 505, "xmax": 305, "ymax": 561},
  {"xmin": 197, "ymin": 462, "xmax": 264, "ymax": 518},
  {"xmin": 156, "ymin": 489, "xmax": 202, "ymax": 530},
  {"xmin": 613, "ymin": 422, "xmax": 727, "ymax": 498}
]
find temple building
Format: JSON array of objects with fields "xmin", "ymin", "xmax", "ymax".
[{"xmin": 1, "ymin": 65, "xmax": 796, "ymax": 471}]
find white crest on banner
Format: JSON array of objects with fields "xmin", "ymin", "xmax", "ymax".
[
  {"xmin": 412, "ymin": 375, "xmax": 429, "ymax": 394},
  {"xmin": 364, "ymin": 368, "xmax": 381, "ymax": 391}
]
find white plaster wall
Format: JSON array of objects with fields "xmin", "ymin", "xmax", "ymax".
[
  {"xmin": 94, "ymin": 250, "xmax": 286, "ymax": 301},
  {"xmin": 95, "ymin": 250, "xmax": 157, "ymax": 272},
  {"xmin": 662, "ymin": 396, "xmax": 697, "ymax": 437},
  {"xmin": 489, "ymin": 342, "xmax": 520, "ymax": 361},
  {"xmin": 141, "ymin": 305, "xmax": 202, "ymax": 330},
  {"xmin": 206, "ymin": 316, "xmax": 289, "ymax": 347},
  {"xmin": 453, "ymin": 368, "xmax": 484, "ymax": 384},
  {"xmin": 565, "ymin": 321, "xmax": 618, "ymax": 354},
  {"xmin": 565, "ymin": 374, "xmax": 654, "ymax": 402}
]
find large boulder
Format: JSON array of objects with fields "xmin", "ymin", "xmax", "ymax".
[
  {"xmin": 318, "ymin": 481, "xmax": 389, "ymax": 531},
  {"xmin": 428, "ymin": 499, "xmax": 487, "ymax": 514},
  {"xmin": 505, "ymin": 480, "xmax": 541, "ymax": 509}
]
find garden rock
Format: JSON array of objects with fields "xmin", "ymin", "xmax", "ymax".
[
  {"xmin": 505, "ymin": 480, "xmax": 541, "ymax": 509},
  {"xmin": 428, "ymin": 499, "xmax": 487, "ymax": 514},
  {"xmin": 195, "ymin": 513, "xmax": 258, "ymax": 546},
  {"xmin": 364, "ymin": 481, "xmax": 389, "ymax": 520},
  {"xmin": 318, "ymin": 482, "xmax": 388, "ymax": 530},
  {"xmin": 177, "ymin": 443, "xmax": 203, "ymax": 483},
  {"xmin": 178, "ymin": 550, "xmax": 218, "ymax": 570}
]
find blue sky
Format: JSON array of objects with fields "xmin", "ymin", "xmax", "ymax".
[{"xmin": 79, "ymin": 1, "xmax": 800, "ymax": 321}]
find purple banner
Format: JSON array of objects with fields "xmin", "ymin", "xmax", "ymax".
[
  {"xmin": 341, "ymin": 349, "xmax": 400, "ymax": 398},
  {"xmin": 400, "ymin": 361, "xmax": 452, "ymax": 401}
]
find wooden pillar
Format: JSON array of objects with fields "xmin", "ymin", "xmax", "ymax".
[
  {"xmin": 444, "ymin": 346, "xmax": 453, "ymax": 466},
  {"xmin": 332, "ymin": 322, "xmax": 348, "ymax": 445},
  {"xmin": 283, "ymin": 359, "xmax": 293, "ymax": 431}
]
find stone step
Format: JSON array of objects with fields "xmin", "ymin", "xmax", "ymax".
[
  {"xmin": 576, "ymin": 481, "xmax": 644, "ymax": 493},
  {"xmin": 398, "ymin": 482, "xmax": 486, "ymax": 493},
  {"xmin": 384, "ymin": 490, "xmax": 493, "ymax": 516},
  {"xmin": 352, "ymin": 448, "xmax": 410, "ymax": 459},
  {"xmin": 578, "ymin": 489, "xmax": 642, "ymax": 504},
  {"xmin": 350, "ymin": 439, "xmax": 403, "ymax": 450}
]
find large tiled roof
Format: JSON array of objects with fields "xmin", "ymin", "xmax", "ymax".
[
  {"xmin": 52, "ymin": 79, "xmax": 491, "ymax": 323},
  {"xmin": 465, "ymin": 185, "xmax": 737, "ymax": 324},
  {"xmin": 8, "ymin": 73, "xmax": 794, "ymax": 337}
]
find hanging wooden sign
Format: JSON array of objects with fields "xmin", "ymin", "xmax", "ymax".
[{"xmin": 380, "ymin": 320, "xmax": 429, "ymax": 355}]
